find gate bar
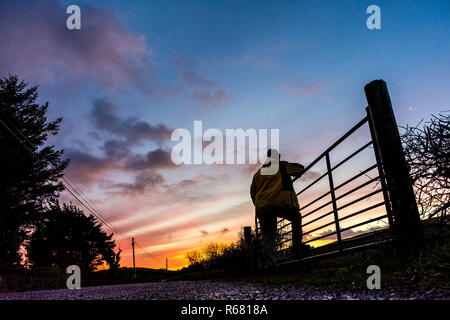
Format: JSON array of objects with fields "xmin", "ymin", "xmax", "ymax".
[
  {"xmin": 293, "ymin": 116, "xmax": 368, "ymax": 184},
  {"xmin": 325, "ymin": 152, "xmax": 342, "ymax": 251}
]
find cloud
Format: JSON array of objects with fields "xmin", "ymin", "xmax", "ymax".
[
  {"xmin": 107, "ymin": 172, "xmax": 166, "ymax": 195},
  {"xmin": 102, "ymin": 139, "xmax": 131, "ymax": 159},
  {"xmin": 65, "ymin": 145, "xmax": 175, "ymax": 189},
  {"xmin": 173, "ymin": 179, "xmax": 198, "ymax": 189},
  {"xmin": 114, "ymin": 199, "xmax": 252, "ymax": 249},
  {"xmin": 160, "ymin": 174, "xmax": 231, "ymax": 203},
  {"xmin": 300, "ymin": 170, "xmax": 322, "ymax": 182},
  {"xmin": 304, "ymin": 225, "xmax": 385, "ymax": 242},
  {"xmin": 175, "ymin": 56, "xmax": 229, "ymax": 109},
  {"xmin": 62, "ymin": 99, "xmax": 177, "ymax": 188},
  {"xmin": 175, "ymin": 57, "xmax": 216, "ymax": 88},
  {"xmin": 0, "ymin": 0, "xmax": 168, "ymax": 97},
  {"xmin": 125, "ymin": 148, "xmax": 176, "ymax": 171},
  {"xmin": 284, "ymin": 81, "xmax": 323, "ymax": 98},
  {"xmin": 91, "ymin": 98, "xmax": 172, "ymax": 145},
  {"xmin": 64, "ymin": 149, "xmax": 119, "ymax": 186},
  {"xmin": 191, "ymin": 89, "xmax": 228, "ymax": 107}
]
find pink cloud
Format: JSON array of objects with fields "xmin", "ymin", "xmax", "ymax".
[
  {"xmin": 175, "ymin": 56, "xmax": 229, "ymax": 109},
  {"xmin": 63, "ymin": 149, "xmax": 120, "ymax": 186},
  {"xmin": 191, "ymin": 89, "xmax": 229, "ymax": 107},
  {"xmin": 285, "ymin": 80, "xmax": 323, "ymax": 98},
  {"xmin": 0, "ymin": 0, "xmax": 168, "ymax": 97},
  {"xmin": 175, "ymin": 57, "xmax": 217, "ymax": 88}
]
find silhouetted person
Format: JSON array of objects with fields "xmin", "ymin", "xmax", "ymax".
[{"xmin": 250, "ymin": 149, "xmax": 305, "ymax": 269}]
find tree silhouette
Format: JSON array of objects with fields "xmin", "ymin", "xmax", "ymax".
[
  {"xmin": 26, "ymin": 204, "xmax": 120, "ymax": 272},
  {"xmin": 401, "ymin": 112, "xmax": 450, "ymax": 219},
  {"xmin": 104, "ymin": 246, "xmax": 122, "ymax": 271},
  {"xmin": 0, "ymin": 75, "xmax": 68, "ymax": 271}
]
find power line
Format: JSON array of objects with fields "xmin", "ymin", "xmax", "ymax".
[
  {"xmin": 135, "ymin": 242, "xmax": 166, "ymax": 265},
  {"xmin": 0, "ymin": 112, "xmax": 131, "ymax": 240},
  {"xmin": 0, "ymin": 109, "xmax": 166, "ymax": 267}
]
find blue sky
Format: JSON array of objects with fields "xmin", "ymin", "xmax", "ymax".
[{"xmin": 1, "ymin": 0, "xmax": 449, "ymax": 268}]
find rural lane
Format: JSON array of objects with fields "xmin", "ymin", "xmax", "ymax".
[{"xmin": 0, "ymin": 281, "xmax": 448, "ymax": 300}]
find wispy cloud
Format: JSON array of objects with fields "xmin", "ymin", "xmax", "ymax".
[
  {"xmin": 0, "ymin": 0, "xmax": 170, "ymax": 97},
  {"xmin": 91, "ymin": 98, "xmax": 172, "ymax": 145},
  {"xmin": 63, "ymin": 98, "xmax": 175, "ymax": 186},
  {"xmin": 64, "ymin": 149, "xmax": 120, "ymax": 186},
  {"xmin": 107, "ymin": 172, "xmax": 166, "ymax": 195},
  {"xmin": 125, "ymin": 149, "xmax": 176, "ymax": 171},
  {"xmin": 175, "ymin": 56, "xmax": 229, "ymax": 109},
  {"xmin": 284, "ymin": 80, "xmax": 323, "ymax": 98},
  {"xmin": 176, "ymin": 57, "xmax": 217, "ymax": 88},
  {"xmin": 191, "ymin": 89, "xmax": 228, "ymax": 107}
]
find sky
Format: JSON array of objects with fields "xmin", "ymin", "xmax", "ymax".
[{"xmin": 0, "ymin": 0, "xmax": 449, "ymax": 270}]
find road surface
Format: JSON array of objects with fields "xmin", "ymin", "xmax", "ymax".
[{"xmin": 0, "ymin": 281, "xmax": 448, "ymax": 300}]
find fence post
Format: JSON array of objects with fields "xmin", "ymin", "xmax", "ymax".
[
  {"xmin": 243, "ymin": 226, "xmax": 254, "ymax": 274},
  {"xmin": 364, "ymin": 80, "xmax": 424, "ymax": 248},
  {"xmin": 366, "ymin": 107, "xmax": 394, "ymax": 229}
]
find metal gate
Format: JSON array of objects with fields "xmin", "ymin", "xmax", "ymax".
[{"xmin": 254, "ymin": 80, "xmax": 422, "ymax": 266}]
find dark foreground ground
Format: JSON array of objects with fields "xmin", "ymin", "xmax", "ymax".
[
  {"xmin": 0, "ymin": 280, "xmax": 448, "ymax": 300},
  {"xmin": 1, "ymin": 225, "xmax": 448, "ymax": 299}
]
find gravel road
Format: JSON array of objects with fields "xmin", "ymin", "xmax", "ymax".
[{"xmin": 1, "ymin": 281, "xmax": 449, "ymax": 300}]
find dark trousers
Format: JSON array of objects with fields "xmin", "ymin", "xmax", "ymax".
[{"xmin": 257, "ymin": 208, "xmax": 302, "ymax": 267}]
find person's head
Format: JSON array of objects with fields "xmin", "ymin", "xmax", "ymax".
[{"xmin": 267, "ymin": 149, "xmax": 280, "ymax": 159}]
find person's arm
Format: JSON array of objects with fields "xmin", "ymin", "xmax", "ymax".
[
  {"xmin": 284, "ymin": 162, "xmax": 305, "ymax": 177},
  {"xmin": 250, "ymin": 174, "xmax": 257, "ymax": 205}
]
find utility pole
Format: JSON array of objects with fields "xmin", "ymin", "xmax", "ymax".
[
  {"xmin": 132, "ymin": 237, "xmax": 136, "ymax": 279},
  {"xmin": 166, "ymin": 258, "xmax": 168, "ymax": 272}
]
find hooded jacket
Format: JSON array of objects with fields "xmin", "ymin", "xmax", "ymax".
[{"xmin": 250, "ymin": 157, "xmax": 304, "ymax": 216}]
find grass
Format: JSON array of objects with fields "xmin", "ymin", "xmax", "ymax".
[
  {"xmin": 2, "ymin": 231, "xmax": 449, "ymax": 293},
  {"xmin": 251, "ymin": 239, "xmax": 450, "ymax": 290},
  {"xmin": 0, "ymin": 267, "xmax": 67, "ymax": 293},
  {"xmin": 171, "ymin": 232, "xmax": 450, "ymax": 291}
]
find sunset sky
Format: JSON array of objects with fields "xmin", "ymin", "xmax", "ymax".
[{"xmin": 1, "ymin": 0, "xmax": 449, "ymax": 270}]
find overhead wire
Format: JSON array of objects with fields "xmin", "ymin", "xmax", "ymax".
[
  {"xmin": 0, "ymin": 108, "xmax": 166, "ymax": 266},
  {"xmin": 0, "ymin": 110, "xmax": 131, "ymax": 240}
]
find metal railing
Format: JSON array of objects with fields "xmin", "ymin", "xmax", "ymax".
[{"xmin": 255, "ymin": 112, "xmax": 395, "ymax": 265}]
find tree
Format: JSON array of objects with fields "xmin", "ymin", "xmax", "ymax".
[
  {"xmin": 26, "ymin": 204, "xmax": 120, "ymax": 272},
  {"xmin": 0, "ymin": 75, "xmax": 68, "ymax": 271},
  {"xmin": 186, "ymin": 249, "xmax": 203, "ymax": 266},
  {"xmin": 104, "ymin": 247, "xmax": 122, "ymax": 270},
  {"xmin": 186, "ymin": 243, "xmax": 226, "ymax": 269},
  {"xmin": 203, "ymin": 243, "xmax": 225, "ymax": 264},
  {"xmin": 185, "ymin": 234, "xmax": 250, "ymax": 272},
  {"xmin": 401, "ymin": 112, "xmax": 450, "ymax": 220}
]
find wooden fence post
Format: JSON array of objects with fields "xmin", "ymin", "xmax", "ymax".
[
  {"xmin": 243, "ymin": 226, "xmax": 254, "ymax": 274},
  {"xmin": 364, "ymin": 80, "xmax": 424, "ymax": 248}
]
